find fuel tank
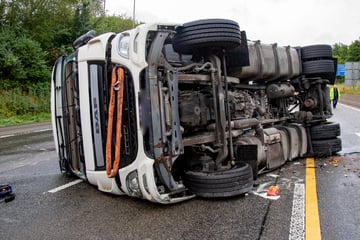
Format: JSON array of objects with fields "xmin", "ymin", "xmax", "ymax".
[{"xmin": 229, "ymin": 41, "xmax": 301, "ymax": 82}]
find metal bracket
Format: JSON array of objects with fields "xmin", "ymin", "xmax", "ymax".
[
  {"xmin": 166, "ymin": 69, "xmax": 184, "ymax": 156},
  {"xmin": 147, "ymin": 31, "xmax": 182, "ymax": 191}
]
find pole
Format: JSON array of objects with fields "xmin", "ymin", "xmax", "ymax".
[
  {"xmin": 133, "ymin": 0, "xmax": 136, "ymax": 28},
  {"xmin": 103, "ymin": 0, "xmax": 106, "ymax": 33}
]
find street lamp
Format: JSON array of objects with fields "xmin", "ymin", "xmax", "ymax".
[{"xmin": 133, "ymin": 0, "xmax": 136, "ymax": 28}]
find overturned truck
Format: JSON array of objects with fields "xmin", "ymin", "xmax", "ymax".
[{"xmin": 51, "ymin": 19, "xmax": 341, "ymax": 203}]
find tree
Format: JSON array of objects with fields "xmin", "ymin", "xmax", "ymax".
[
  {"xmin": 0, "ymin": 28, "xmax": 50, "ymax": 87},
  {"xmin": 93, "ymin": 14, "xmax": 135, "ymax": 34},
  {"xmin": 347, "ymin": 40, "xmax": 360, "ymax": 62},
  {"xmin": 73, "ymin": 2, "xmax": 93, "ymax": 38},
  {"xmin": 333, "ymin": 43, "xmax": 348, "ymax": 64}
]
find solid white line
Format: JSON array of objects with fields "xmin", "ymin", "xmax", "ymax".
[
  {"xmin": 36, "ymin": 128, "xmax": 52, "ymax": 132},
  {"xmin": 289, "ymin": 183, "xmax": 305, "ymax": 240},
  {"xmin": 339, "ymin": 103, "xmax": 360, "ymax": 112},
  {"xmin": 0, "ymin": 134, "xmax": 15, "ymax": 139},
  {"xmin": 48, "ymin": 179, "xmax": 83, "ymax": 193},
  {"xmin": 0, "ymin": 128, "xmax": 52, "ymax": 139}
]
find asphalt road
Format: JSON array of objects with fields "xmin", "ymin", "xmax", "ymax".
[{"xmin": 0, "ymin": 103, "xmax": 360, "ymax": 240}]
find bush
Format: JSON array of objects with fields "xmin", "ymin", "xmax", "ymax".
[
  {"xmin": 0, "ymin": 28, "xmax": 50, "ymax": 87},
  {"xmin": 0, "ymin": 81, "xmax": 50, "ymax": 121}
]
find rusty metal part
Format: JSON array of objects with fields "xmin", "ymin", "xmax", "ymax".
[
  {"xmin": 304, "ymin": 98, "xmax": 316, "ymax": 109},
  {"xmin": 207, "ymin": 118, "xmax": 260, "ymax": 131},
  {"xmin": 209, "ymin": 55, "xmax": 228, "ymax": 168},
  {"xmin": 147, "ymin": 31, "xmax": 183, "ymax": 191}
]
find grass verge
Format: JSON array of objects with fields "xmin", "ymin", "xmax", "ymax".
[
  {"xmin": 0, "ymin": 113, "xmax": 50, "ymax": 127},
  {"xmin": 0, "ymin": 81, "xmax": 50, "ymax": 127},
  {"xmin": 337, "ymin": 81, "xmax": 360, "ymax": 95}
]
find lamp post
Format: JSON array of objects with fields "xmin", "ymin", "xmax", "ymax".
[{"xmin": 133, "ymin": 0, "xmax": 136, "ymax": 28}]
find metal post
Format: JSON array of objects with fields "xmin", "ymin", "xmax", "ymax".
[{"xmin": 133, "ymin": 0, "xmax": 136, "ymax": 28}]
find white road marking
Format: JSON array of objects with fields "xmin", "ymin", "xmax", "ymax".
[
  {"xmin": 0, "ymin": 135, "xmax": 14, "ymax": 139},
  {"xmin": 289, "ymin": 183, "xmax": 305, "ymax": 240},
  {"xmin": 47, "ymin": 179, "xmax": 83, "ymax": 193},
  {"xmin": 0, "ymin": 128, "xmax": 52, "ymax": 139},
  {"xmin": 356, "ymin": 132, "xmax": 360, "ymax": 137},
  {"xmin": 339, "ymin": 103, "xmax": 360, "ymax": 112},
  {"xmin": 37, "ymin": 128, "xmax": 52, "ymax": 132}
]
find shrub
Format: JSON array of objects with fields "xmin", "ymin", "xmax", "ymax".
[
  {"xmin": 0, "ymin": 81, "xmax": 50, "ymax": 119},
  {"xmin": 0, "ymin": 28, "xmax": 50, "ymax": 87}
]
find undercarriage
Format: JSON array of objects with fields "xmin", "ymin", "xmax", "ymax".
[{"xmin": 141, "ymin": 19, "xmax": 340, "ymax": 197}]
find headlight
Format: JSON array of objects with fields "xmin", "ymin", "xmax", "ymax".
[
  {"xmin": 118, "ymin": 34, "xmax": 130, "ymax": 59},
  {"xmin": 126, "ymin": 170, "xmax": 142, "ymax": 198}
]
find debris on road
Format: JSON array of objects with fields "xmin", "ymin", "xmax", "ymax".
[
  {"xmin": 0, "ymin": 184, "xmax": 15, "ymax": 203},
  {"xmin": 327, "ymin": 156, "xmax": 345, "ymax": 167},
  {"xmin": 251, "ymin": 182, "xmax": 280, "ymax": 200},
  {"xmin": 267, "ymin": 186, "xmax": 280, "ymax": 196}
]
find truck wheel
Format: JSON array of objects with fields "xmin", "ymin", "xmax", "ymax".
[
  {"xmin": 312, "ymin": 138, "xmax": 342, "ymax": 156},
  {"xmin": 182, "ymin": 163, "xmax": 253, "ymax": 198},
  {"xmin": 302, "ymin": 59, "xmax": 336, "ymax": 82},
  {"xmin": 172, "ymin": 19, "xmax": 241, "ymax": 55},
  {"xmin": 310, "ymin": 122, "xmax": 341, "ymax": 140},
  {"xmin": 302, "ymin": 59, "xmax": 335, "ymax": 75},
  {"xmin": 301, "ymin": 45, "xmax": 333, "ymax": 60}
]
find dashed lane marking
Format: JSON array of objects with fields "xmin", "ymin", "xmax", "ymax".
[
  {"xmin": 47, "ymin": 179, "xmax": 83, "ymax": 193},
  {"xmin": 289, "ymin": 183, "xmax": 305, "ymax": 240}
]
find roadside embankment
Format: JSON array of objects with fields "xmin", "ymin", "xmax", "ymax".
[{"xmin": 340, "ymin": 94, "xmax": 360, "ymax": 109}]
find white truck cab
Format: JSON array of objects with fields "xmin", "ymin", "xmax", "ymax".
[{"xmin": 51, "ymin": 19, "xmax": 341, "ymax": 203}]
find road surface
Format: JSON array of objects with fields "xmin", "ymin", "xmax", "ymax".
[{"xmin": 0, "ymin": 102, "xmax": 359, "ymax": 239}]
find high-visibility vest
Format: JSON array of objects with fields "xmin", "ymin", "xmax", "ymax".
[{"xmin": 330, "ymin": 87, "xmax": 341, "ymax": 100}]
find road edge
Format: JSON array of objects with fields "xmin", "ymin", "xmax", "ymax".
[{"xmin": 0, "ymin": 122, "xmax": 52, "ymax": 138}]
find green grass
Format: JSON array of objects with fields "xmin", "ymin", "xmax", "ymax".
[
  {"xmin": 337, "ymin": 81, "xmax": 360, "ymax": 95},
  {"xmin": 0, "ymin": 81, "xmax": 50, "ymax": 127},
  {"xmin": 0, "ymin": 113, "xmax": 50, "ymax": 127}
]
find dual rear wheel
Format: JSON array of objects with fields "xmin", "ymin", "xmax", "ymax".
[{"xmin": 310, "ymin": 122, "xmax": 342, "ymax": 156}]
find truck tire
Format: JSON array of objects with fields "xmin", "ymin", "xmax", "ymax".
[
  {"xmin": 172, "ymin": 19, "xmax": 241, "ymax": 55},
  {"xmin": 312, "ymin": 138, "xmax": 342, "ymax": 156},
  {"xmin": 310, "ymin": 122, "xmax": 341, "ymax": 140},
  {"xmin": 302, "ymin": 59, "xmax": 335, "ymax": 75},
  {"xmin": 301, "ymin": 45, "xmax": 333, "ymax": 60},
  {"xmin": 182, "ymin": 163, "xmax": 253, "ymax": 198}
]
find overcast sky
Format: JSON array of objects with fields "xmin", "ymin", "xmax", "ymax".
[{"xmin": 105, "ymin": 0, "xmax": 360, "ymax": 47}]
